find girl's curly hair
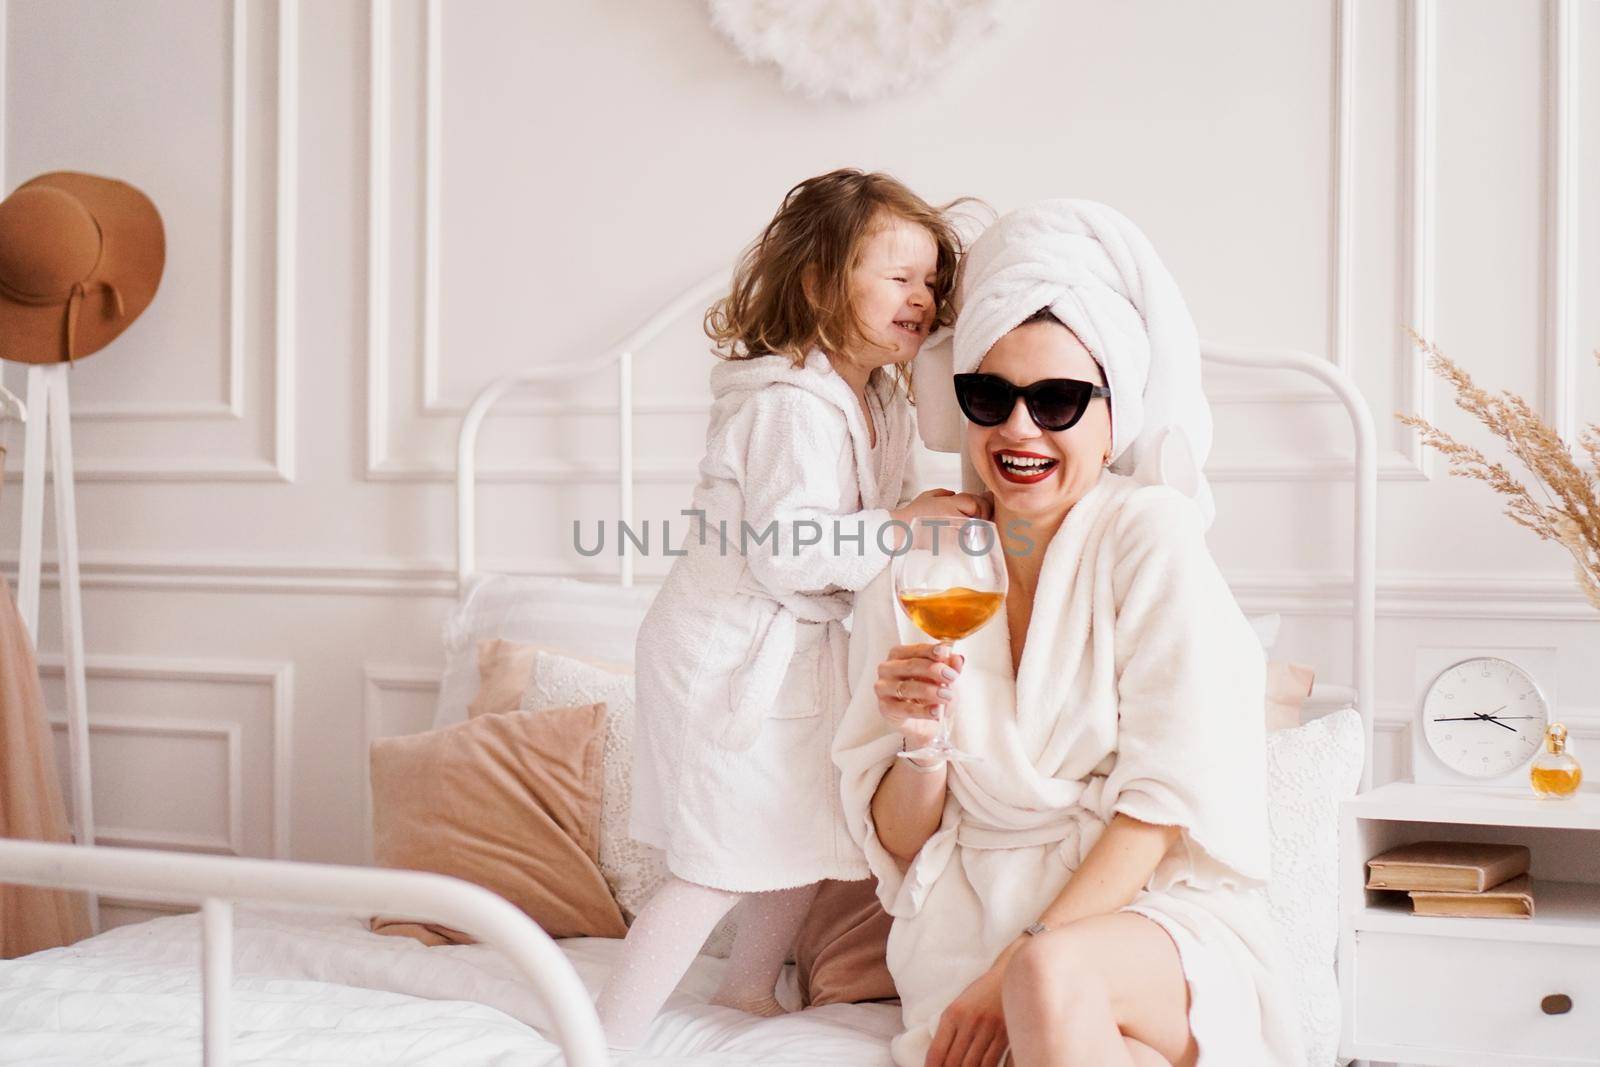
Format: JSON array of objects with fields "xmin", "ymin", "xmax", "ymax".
[{"xmin": 706, "ymin": 169, "xmax": 970, "ymax": 396}]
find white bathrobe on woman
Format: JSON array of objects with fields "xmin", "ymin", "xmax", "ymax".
[
  {"xmin": 631, "ymin": 349, "xmax": 918, "ymax": 892},
  {"xmin": 834, "ymin": 473, "xmax": 1305, "ymax": 1066}
]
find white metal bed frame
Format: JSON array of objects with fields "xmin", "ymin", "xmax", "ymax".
[{"xmin": 0, "ymin": 269, "xmax": 1378, "ymax": 1066}]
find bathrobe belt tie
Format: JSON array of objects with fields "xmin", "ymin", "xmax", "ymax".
[
  {"xmin": 719, "ymin": 578, "xmax": 851, "ymax": 751},
  {"xmin": 954, "ymin": 808, "xmax": 1099, "ymax": 851}
]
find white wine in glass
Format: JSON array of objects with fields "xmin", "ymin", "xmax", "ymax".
[{"xmin": 893, "ymin": 517, "xmax": 1007, "ymax": 764}]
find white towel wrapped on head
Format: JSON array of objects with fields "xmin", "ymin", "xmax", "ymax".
[{"xmin": 915, "ymin": 199, "xmax": 1215, "ymax": 526}]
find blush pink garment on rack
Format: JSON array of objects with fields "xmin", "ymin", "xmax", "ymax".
[{"xmin": 0, "ymin": 573, "xmax": 92, "ymax": 957}]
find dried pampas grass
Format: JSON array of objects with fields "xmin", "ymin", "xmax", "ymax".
[{"xmin": 1397, "ymin": 332, "xmax": 1600, "ymax": 612}]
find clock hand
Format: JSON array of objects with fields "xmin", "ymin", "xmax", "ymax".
[
  {"xmin": 1475, "ymin": 712, "xmax": 1517, "ymax": 733},
  {"xmin": 1432, "ymin": 715, "xmax": 1544, "ymax": 722},
  {"xmin": 1432, "ymin": 704, "xmax": 1511, "ymax": 720},
  {"xmin": 1476, "ymin": 705, "xmax": 1546, "ymax": 722}
]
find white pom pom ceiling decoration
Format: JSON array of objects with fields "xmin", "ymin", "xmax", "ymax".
[{"xmin": 707, "ymin": 0, "xmax": 1011, "ymax": 103}]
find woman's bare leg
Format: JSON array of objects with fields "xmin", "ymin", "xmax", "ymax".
[
  {"xmin": 709, "ymin": 882, "xmax": 820, "ymax": 1016},
  {"xmin": 1000, "ymin": 912, "xmax": 1197, "ymax": 1067}
]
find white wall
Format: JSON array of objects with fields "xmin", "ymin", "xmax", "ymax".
[{"xmin": 2, "ymin": 0, "xmax": 1597, "ymax": 930}]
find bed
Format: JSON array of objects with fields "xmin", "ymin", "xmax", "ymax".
[
  {"xmin": 0, "ymin": 270, "xmax": 1378, "ymax": 1066},
  {"xmin": 0, "ymin": 907, "xmax": 900, "ymax": 1065}
]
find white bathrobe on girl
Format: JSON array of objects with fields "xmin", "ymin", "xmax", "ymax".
[{"xmin": 631, "ymin": 349, "xmax": 918, "ymax": 892}]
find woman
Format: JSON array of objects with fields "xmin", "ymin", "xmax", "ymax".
[{"xmin": 833, "ymin": 201, "xmax": 1304, "ymax": 1067}]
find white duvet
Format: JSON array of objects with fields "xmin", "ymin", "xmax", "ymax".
[{"xmin": 0, "ymin": 909, "xmax": 898, "ymax": 1065}]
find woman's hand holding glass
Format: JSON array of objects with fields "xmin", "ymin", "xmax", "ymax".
[
  {"xmin": 875, "ymin": 643, "xmax": 965, "ymax": 755},
  {"xmin": 892, "ymin": 518, "xmax": 1006, "ymax": 764}
]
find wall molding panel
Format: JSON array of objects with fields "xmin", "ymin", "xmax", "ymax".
[
  {"xmin": 1545, "ymin": 0, "xmax": 1578, "ymax": 446},
  {"xmin": 365, "ymin": 0, "xmax": 393, "ymax": 479},
  {"xmin": 47, "ymin": 714, "xmax": 245, "ymax": 855},
  {"xmin": 420, "ymin": 0, "xmax": 444, "ymax": 416},
  {"xmin": 0, "ymin": 0, "xmax": 296, "ymax": 482},
  {"xmin": 363, "ymin": 0, "xmax": 714, "ymax": 480},
  {"xmin": 273, "ymin": 0, "xmax": 299, "ymax": 482},
  {"xmin": 70, "ymin": 0, "xmax": 246, "ymax": 423},
  {"xmin": 9, "ymin": 552, "xmax": 1600, "ymax": 622},
  {"xmin": 5, "ymin": 552, "xmax": 461, "ymax": 597},
  {"xmin": 35, "ymin": 654, "xmax": 294, "ymax": 859},
  {"xmin": 361, "ymin": 0, "xmax": 1434, "ymax": 486},
  {"xmin": 1331, "ymin": 0, "xmax": 1356, "ymax": 374},
  {"xmin": 1397, "ymin": 0, "xmax": 1438, "ymax": 480},
  {"xmin": 374, "ymin": 444, "xmax": 1440, "ymax": 485},
  {"xmin": 365, "ymin": 0, "xmax": 439, "ymax": 479}
]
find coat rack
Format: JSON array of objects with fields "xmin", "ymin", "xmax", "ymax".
[
  {"xmin": 0, "ymin": 380, "xmax": 22, "ymax": 426},
  {"xmin": 1, "ymin": 171, "xmax": 166, "ymax": 938},
  {"xmin": 7, "ymin": 366, "xmax": 97, "ymax": 932}
]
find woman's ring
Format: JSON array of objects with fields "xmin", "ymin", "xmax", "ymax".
[{"xmin": 895, "ymin": 680, "xmax": 907, "ymax": 701}]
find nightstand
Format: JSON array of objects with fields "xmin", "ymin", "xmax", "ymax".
[{"xmin": 1339, "ymin": 782, "xmax": 1600, "ymax": 1065}]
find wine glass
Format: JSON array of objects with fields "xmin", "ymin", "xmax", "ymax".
[{"xmin": 893, "ymin": 517, "xmax": 1007, "ymax": 764}]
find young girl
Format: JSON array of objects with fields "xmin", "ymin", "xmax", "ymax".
[{"xmin": 597, "ymin": 169, "xmax": 986, "ymax": 1047}]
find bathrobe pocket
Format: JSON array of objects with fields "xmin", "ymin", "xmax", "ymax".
[
  {"xmin": 722, "ymin": 597, "xmax": 825, "ymax": 748},
  {"xmin": 767, "ymin": 622, "xmax": 825, "ymax": 720}
]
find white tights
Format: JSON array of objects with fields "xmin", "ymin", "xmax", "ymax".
[{"xmin": 594, "ymin": 877, "xmax": 821, "ymax": 1050}]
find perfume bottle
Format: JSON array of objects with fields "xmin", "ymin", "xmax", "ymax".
[{"xmin": 1529, "ymin": 723, "xmax": 1583, "ymax": 798}]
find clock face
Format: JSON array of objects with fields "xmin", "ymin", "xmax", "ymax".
[{"xmin": 1421, "ymin": 657, "xmax": 1550, "ymax": 779}]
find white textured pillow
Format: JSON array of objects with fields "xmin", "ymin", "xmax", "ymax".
[
  {"xmin": 520, "ymin": 649, "xmax": 739, "ymax": 957},
  {"xmin": 434, "ymin": 575, "xmax": 656, "ymax": 730},
  {"xmin": 1263, "ymin": 707, "xmax": 1363, "ymax": 1067}
]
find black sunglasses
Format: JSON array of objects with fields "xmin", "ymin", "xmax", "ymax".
[{"xmin": 952, "ymin": 373, "xmax": 1111, "ymax": 432}]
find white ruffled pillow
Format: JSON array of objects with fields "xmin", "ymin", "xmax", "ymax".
[
  {"xmin": 1264, "ymin": 707, "xmax": 1363, "ymax": 1067},
  {"xmin": 434, "ymin": 576, "xmax": 655, "ymax": 731},
  {"xmin": 519, "ymin": 649, "xmax": 738, "ymax": 957}
]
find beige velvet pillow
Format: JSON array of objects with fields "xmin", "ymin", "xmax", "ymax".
[
  {"xmin": 369, "ymin": 703, "xmax": 627, "ymax": 943},
  {"xmin": 468, "ymin": 638, "xmax": 630, "ymax": 719},
  {"xmin": 1265, "ymin": 660, "xmax": 1316, "ymax": 732},
  {"xmin": 467, "ymin": 639, "xmax": 543, "ymax": 719},
  {"xmin": 795, "ymin": 878, "xmax": 898, "ymax": 1007}
]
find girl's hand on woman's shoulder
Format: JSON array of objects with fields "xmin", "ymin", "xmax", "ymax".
[
  {"xmin": 892, "ymin": 488, "xmax": 994, "ymax": 525},
  {"xmin": 875, "ymin": 643, "xmax": 964, "ymax": 749}
]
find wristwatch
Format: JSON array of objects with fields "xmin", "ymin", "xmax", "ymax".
[{"xmin": 1023, "ymin": 920, "xmax": 1050, "ymax": 937}]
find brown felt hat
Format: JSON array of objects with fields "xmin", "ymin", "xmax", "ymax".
[{"xmin": 0, "ymin": 171, "xmax": 164, "ymax": 364}]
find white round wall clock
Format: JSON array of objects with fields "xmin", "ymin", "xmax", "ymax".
[{"xmin": 1416, "ymin": 655, "xmax": 1550, "ymax": 784}]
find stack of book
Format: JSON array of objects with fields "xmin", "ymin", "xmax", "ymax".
[{"xmin": 1365, "ymin": 841, "xmax": 1535, "ymax": 918}]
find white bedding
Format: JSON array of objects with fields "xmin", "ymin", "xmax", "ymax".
[{"xmin": 0, "ymin": 909, "xmax": 898, "ymax": 1065}]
